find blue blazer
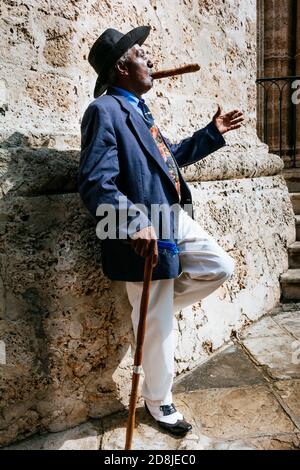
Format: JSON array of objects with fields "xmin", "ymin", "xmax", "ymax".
[{"xmin": 78, "ymin": 89, "xmax": 226, "ymax": 281}]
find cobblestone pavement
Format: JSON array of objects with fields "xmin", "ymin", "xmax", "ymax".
[{"xmin": 3, "ymin": 303, "xmax": 300, "ymax": 450}]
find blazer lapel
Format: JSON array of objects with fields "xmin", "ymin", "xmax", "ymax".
[{"xmin": 109, "ymin": 93, "xmax": 178, "ymax": 192}]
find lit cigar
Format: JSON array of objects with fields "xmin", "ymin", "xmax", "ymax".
[{"xmin": 151, "ymin": 63, "xmax": 200, "ymax": 80}]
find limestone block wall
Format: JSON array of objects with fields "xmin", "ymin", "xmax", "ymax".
[
  {"xmin": 175, "ymin": 175, "xmax": 294, "ymax": 372},
  {"xmin": 0, "ymin": 0, "xmax": 259, "ymax": 148},
  {"xmin": 0, "ymin": 0, "xmax": 296, "ymax": 446}
]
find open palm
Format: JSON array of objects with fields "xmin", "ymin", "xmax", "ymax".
[{"xmin": 213, "ymin": 105, "xmax": 244, "ymax": 134}]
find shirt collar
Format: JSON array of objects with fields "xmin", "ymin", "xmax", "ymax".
[{"xmin": 110, "ymin": 86, "xmax": 141, "ymax": 105}]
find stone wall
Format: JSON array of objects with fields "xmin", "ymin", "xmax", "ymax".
[{"xmin": 0, "ymin": 0, "xmax": 295, "ymax": 446}]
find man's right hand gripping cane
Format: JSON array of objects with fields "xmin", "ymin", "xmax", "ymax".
[{"xmin": 131, "ymin": 226, "xmax": 159, "ymax": 266}]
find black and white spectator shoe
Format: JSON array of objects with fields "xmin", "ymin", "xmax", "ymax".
[{"xmin": 145, "ymin": 401, "xmax": 192, "ymax": 436}]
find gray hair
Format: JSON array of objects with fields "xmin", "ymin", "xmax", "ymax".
[{"xmin": 106, "ymin": 48, "xmax": 132, "ymax": 85}]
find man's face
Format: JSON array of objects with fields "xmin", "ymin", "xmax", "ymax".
[{"xmin": 121, "ymin": 44, "xmax": 153, "ymax": 96}]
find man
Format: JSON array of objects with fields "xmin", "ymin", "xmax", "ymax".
[{"xmin": 79, "ymin": 26, "xmax": 244, "ymax": 436}]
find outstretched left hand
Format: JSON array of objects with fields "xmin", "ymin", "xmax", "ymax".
[{"xmin": 213, "ymin": 105, "xmax": 244, "ymax": 135}]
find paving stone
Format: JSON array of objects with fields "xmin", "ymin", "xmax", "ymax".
[
  {"xmin": 243, "ymin": 335, "xmax": 300, "ymax": 379},
  {"xmin": 3, "ymin": 313, "xmax": 300, "ymax": 450},
  {"xmin": 274, "ymin": 380, "xmax": 300, "ymax": 426},
  {"xmin": 214, "ymin": 433, "xmax": 300, "ymax": 450},
  {"xmin": 240, "ymin": 316, "xmax": 284, "ymax": 339},
  {"xmin": 173, "ymin": 345, "xmax": 266, "ymax": 392},
  {"xmin": 2, "ymin": 369, "xmax": 299, "ymax": 451},
  {"xmin": 101, "ymin": 384, "xmax": 296, "ymax": 449},
  {"xmin": 212, "ymin": 440, "xmax": 257, "ymax": 450},
  {"xmin": 100, "ymin": 408, "xmax": 210, "ymax": 451},
  {"xmin": 272, "ymin": 311, "xmax": 300, "ymax": 339},
  {"xmin": 175, "ymin": 385, "xmax": 296, "ymax": 440},
  {"xmin": 3, "ymin": 421, "xmax": 101, "ymax": 450}
]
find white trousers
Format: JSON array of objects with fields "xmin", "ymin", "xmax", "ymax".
[{"xmin": 126, "ymin": 208, "xmax": 235, "ymax": 406}]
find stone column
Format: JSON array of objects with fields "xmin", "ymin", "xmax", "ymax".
[
  {"xmin": 295, "ymin": 0, "xmax": 300, "ymax": 165},
  {"xmin": 264, "ymin": 0, "xmax": 295, "ymax": 166}
]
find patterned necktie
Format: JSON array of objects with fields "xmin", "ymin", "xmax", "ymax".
[
  {"xmin": 138, "ymin": 99, "xmax": 181, "ymax": 197},
  {"xmin": 138, "ymin": 99, "xmax": 155, "ymax": 127}
]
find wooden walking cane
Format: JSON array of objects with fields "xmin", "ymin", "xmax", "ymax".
[{"xmin": 125, "ymin": 240, "xmax": 157, "ymax": 450}]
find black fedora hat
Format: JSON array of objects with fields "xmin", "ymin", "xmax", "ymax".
[{"xmin": 88, "ymin": 25, "xmax": 151, "ymax": 98}]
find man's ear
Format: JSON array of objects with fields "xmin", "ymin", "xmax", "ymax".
[{"xmin": 115, "ymin": 60, "xmax": 129, "ymax": 78}]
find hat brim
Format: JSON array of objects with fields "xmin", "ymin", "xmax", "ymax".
[{"xmin": 93, "ymin": 25, "xmax": 151, "ymax": 98}]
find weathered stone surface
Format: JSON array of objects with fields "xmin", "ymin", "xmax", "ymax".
[
  {"xmin": 3, "ymin": 421, "xmax": 102, "ymax": 450},
  {"xmin": 280, "ymin": 270, "xmax": 300, "ymax": 301},
  {"xmin": 174, "ymin": 344, "xmax": 266, "ymax": 393},
  {"xmin": 26, "ymin": 73, "xmax": 77, "ymax": 113},
  {"xmin": 3, "ymin": 317, "xmax": 300, "ymax": 450},
  {"xmin": 0, "ymin": 194, "xmax": 134, "ymax": 446},
  {"xmin": 214, "ymin": 433, "xmax": 300, "ymax": 450},
  {"xmin": 0, "ymin": 146, "xmax": 284, "ymax": 202},
  {"xmin": 73, "ymin": 385, "xmax": 299, "ymax": 450},
  {"xmin": 43, "ymin": 21, "xmax": 75, "ymax": 68},
  {"xmin": 5, "ymin": 421, "xmax": 300, "ymax": 450},
  {"xmin": 0, "ymin": 146, "xmax": 285, "ymax": 198},
  {"xmin": 272, "ymin": 310, "xmax": 300, "ymax": 339},
  {"xmin": 274, "ymin": 380, "xmax": 300, "ymax": 425},
  {"xmin": 0, "ymin": 147, "xmax": 79, "ymax": 197},
  {"xmin": 241, "ymin": 307, "xmax": 300, "ymax": 379},
  {"xmin": 182, "ymin": 146, "xmax": 283, "ymax": 182},
  {"xmin": 0, "ymin": 0, "xmax": 259, "ymax": 156},
  {"xmin": 175, "ymin": 385, "xmax": 297, "ymax": 440},
  {"xmin": 243, "ymin": 336, "xmax": 300, "ymax": 380},
  {"xmin": 174, "ymin": 175, "xmax": 295, "ymax": 374},
  {"xmin": 240, "ymin": 316, "xmax": 284, "ymax": 339},
  {"xmin": 101, "ymin": 408, "xmax": 183, "ymax": 450}
]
